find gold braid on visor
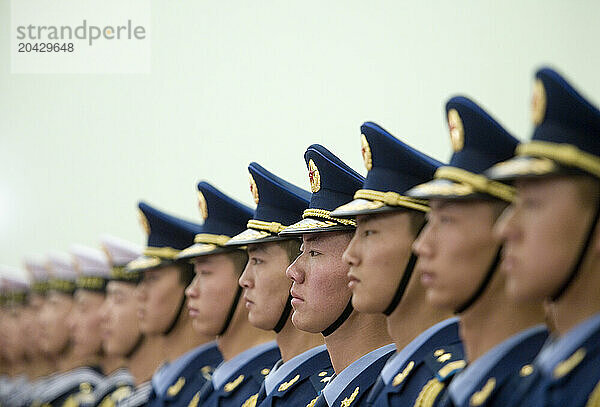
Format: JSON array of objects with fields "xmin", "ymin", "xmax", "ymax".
[
  {"xmin": 353, "ymin": 189, "xmax": 430, "ymax": 212},
  {"xmin": 435, "ymin": 167, "xmax": 515, "ymax": 202}
]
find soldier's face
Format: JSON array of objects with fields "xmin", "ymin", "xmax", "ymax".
[
  {"xmin": 100, "ymin": 281, "xmax": 142, "ymax": 357},
  {"xmin": 286, "ymin": 232, "xmax": 353, "ymax": 333},
  {"xmin": 413, "ymin": 200, "xmax": 500, "ymax": 310},
  {"xmin": 239, "ymin": 242, "xmax": 292, "ymax": 331},
  {"xmin": 39, "ymin": 292, "xmax": 73, "ymax": 355},
  {"xmin": 4, "ymin": 306, "xmax": 26, "ymax": 363},
  {"xmin": 186, "ymin": 253, "xmax": 241, "ymax": 336},
  {"xmin": 68, "ymin": 290, "xmax": 105, "ymax": 358},
  {"xmin": 135, "ymin": 265, "xmax": 186, "ymax": 335},
  {"xmin": 343, "ymin": 212, "xmax": 416, "ymax": 313},
  {"xmin": 26, "ymin": 294, "xmax": 46, "ymax": 352},
  {"xmin": 495, "ymin": 177, "xmax": 595, "ymax": 301}
]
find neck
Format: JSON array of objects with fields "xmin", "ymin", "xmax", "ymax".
[
  {"xmin": 101, "ymin": 355, "xmax": 127, "ymax": 375},
  {"xmin": 128, "ymin": 335, "xmax": 165, "ymax": 385},
  {"xmin": 217, "ymin": 303, "xmax": 276, "ymax": 361},
  {"xmin": 58, "ymin": 348, "xmax": 99, "ymax": 372},
  {"xmin": 324, "ymin": 311, "xmax": 391, "ymax": 374},
  {"xmin": 276, "ymin": 319, "xmax": 324, "ymax": 363},
  {"xmin": 24, "ymin": 354, "xmax": 54, "ymax": 379},
  {"xmin": 387, "ymin": 283, "xmax": 453, "ymax": 351},
  {"xmin": 552, "ymin": 257, "xmax": 600, "ymax": 335},
  {"xmin": 163, "ymin": 314, "xmax": 213, "ymax": 362},
  {"xmin": 459, "ymin": 273, "xmax": 544, "ymax": 362}
]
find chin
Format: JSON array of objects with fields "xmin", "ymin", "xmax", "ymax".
[{"xmin": 351, "ymin": 295, "xmax": 383, "ymax": 314}]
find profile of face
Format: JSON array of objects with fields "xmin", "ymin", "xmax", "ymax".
[
  {"xmin": 67, "ymin": 290, "xmax": 105, "ymax": 358},
  {"xmin": 135, "ymin": 265, "xmax": 186, "ymax": 335},
  {"xmin": 343, "ymin": 212, "xmax": 416, "ymax": 313},
  {"xmin": 100, "ymin": 281, "xmax": 142, "ymax": 357},
  {"xmin": 412, "ymin": 200, "xmax": 501, "ymax": 310},
  {"xmin": 495, "ymin": 176, "xmax": 595, "ymax": 301},
  {"xmin": 186, "ymin": 253, "xmax": 242, "ymax": 336},
  {"xmin": 3, "ymin": 305, "xmax": 27, "ymax": 363},
  {"xmin": 39, "ymin": 291, "xmax": 74, "ymax": 355},
  {"xmin": 25, "ymin": 294, "xmax": 46, "ymax": 354},
  {"xmin": 286, "ymin": 231, "xmax": 353, "ymax": 333},
  {"xmin": 239, "ymin": 242, "xmax": 293, "ymax": 330}
]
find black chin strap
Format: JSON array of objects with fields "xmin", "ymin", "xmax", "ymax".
[
  {"xmin": 219, "ymin": 285, "xmax": 243, "ymax": 336},
  {"xmin": 383, "ymin": 252, "xmax": 418, "ymax": 316},
  {"xmin": 125, "ymin": 334, "xmax": 145, "ymax": 359},
  {"xmin": 273, "ymin": 294, "xmax": 293, "ymax": 333},
  {"xmin": 383, "ymin": 221, "xmax": 427, "ymax": 316},
  {"xmin": 163, "ymin": 292, "xmax": 187, "ymax": 336},
  {"xmin": 551, "ymin": 198, "xmax": 600, "ymax": 302},
  {"xmin": 454, "ymin": 246, "xmax": 503, "ymax": 314},
  {"xmin": 321, "ymin": 300, "xmax": 354, "ymax": 337}
]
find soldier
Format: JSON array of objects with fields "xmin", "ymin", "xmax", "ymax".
[
  {"xmin": 330, "ymin": 122, "xmax": 464, "ymax": 406},
  {"xmin": 226, "ymin": 163, "xmax": 333, "ymax": 407},
  {"xmin": 280, "ymin": 144, "xmax": 396, "ymax": 407},
  {"xmin": 179, "ymin": 181, "xmax": 280, "ymax": 407},
  {"xmin": 118, "ymin": 201, "xmax": 222, "ymax": 407},
  {"xmin": 487, "ymin": 67, "xmax": 600, "ymax": 406},
  {"xmin": 407, "ymin": 96, "xmax": 548, "ymax": 406},
  {"xmin": 33, "ymin": 252, "xmax": 105, "ymax": 407}
]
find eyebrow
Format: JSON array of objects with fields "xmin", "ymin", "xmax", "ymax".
[
  {"xmin": 303, "ymin": 234, "xmax": 321, "ymax": 243},
  {"xmin": 247, "ymin": 245, "xmax": 267, "ymax": 255}
]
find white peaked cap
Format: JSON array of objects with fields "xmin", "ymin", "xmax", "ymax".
[
  {"xmin": 70, "ymin": 244, "xmax": 111, "ymax": 277},
  {"xmin": 24, "ymin": 256, "xmax": 50, "ymax": 281},
  {"xmin": 100, "ymin": 235, "xmax": 142, "ymax": 267},
  {"xmin": 0, "ymin": 265, "xmax": 30, "ymax": 290},
  {"xmin": 47, "ymin": 252, "xmax": 78, "ymax": 281}
]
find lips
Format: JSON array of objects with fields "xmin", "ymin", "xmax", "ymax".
[
  {"xmin": 243, "ymin": 295, "xmax": 254, "ymax": 309},
  {"xmin": 187, "ymin": 305, "xmax": 200, "ymax": 318},
  {"xmin": 347, "ymin": 272, "xmax": 360, "ymax": 289},
  {"xmin": 419, "ymin": 268, "xmax": 436, "ymax": 286}
]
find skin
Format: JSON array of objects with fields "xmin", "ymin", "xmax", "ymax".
[
  {"xmin": 99, "ymin": 281, "xmax": 143, "ymax": 356},
  {"xmin": 239, "ymin": 242, "xmax": 292, "ymax": 330},
  {"xmin": 186, "ymin": 253, "xmax": 242, "ymax": 336},
  {"xmin": 495, "ymin": 177, "xmax": 594, "ymax": 302},
  {"xmin": 412, "ymin": 200, "xmax": 500, "ymax": 310},
  {"xmin": 39, "ymin": 291, "xmax": 74, "ymax": 355},
  {"xmin": 67, "ymin": 290, "xmax": 105, "ymax": 358},
  {"xmin": 343, "ymin": 212, "xmax": 416, "ymax": 313},
  {"xmin": 135, "ymin": 265, "xmax": 186, "ymax": 335},
  {"xmin": 25, "ymin": 294, "xmax": 47, "ymax": 355},
  {"xmin": 3, "ymin": 305, "xmax": 26, "ymax": 364},
  {"xmin": 286, "ymin": 232, "xmax": 353, "ymax": 333}
]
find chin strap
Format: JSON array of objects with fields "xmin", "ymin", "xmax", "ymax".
[
  {"xmin": 383, "ymin": 221, "xmax": 427, "ymax": 316},
  {"xmin": 162, "ymin": 291, "xmax": 187, "ymax": 336},
  {"xmin": 125, "ymin": 334, "xmax": 145, "ymax": 359},
  {"xmin": 454, "ymin": 246, "xmax": 503, "ymax": 314},
  {"xmin": 321, "ymin": 300, "xmax": 354, "ymax": 337},
  {"xmin": 219, "ymin": 285, "xmax": 243, "ymax": 336},
  {"xmin": 550, "ymin": 198, "xmax": 600, "ymax": 302},
  {"xmin": 273, "ymin": 294, "xmax": 293, "ymax": 333}
]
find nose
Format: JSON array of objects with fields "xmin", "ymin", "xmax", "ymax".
[
  {"xmin": 412, "ymin": 223, "xmax": 432, "ymax": 258},
  {"xmin": 494, "ymin": 204, "xmax": 517, "ymax": 243},
  {"xmin": 185, "ymin": 275, "xmax": 199, "ymax": 299},
  {"xmin": 239, "ymin": 263, "xmax": 253, "ymax": 289},
  {"xmin": 342, "ymin": 233, "xmax": 360, "ymax": 267},
  {"xmin": 286, "ymin": 255, "xmax": 304, "ymax": 284}
]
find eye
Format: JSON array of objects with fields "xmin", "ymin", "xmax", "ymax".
[
  {"xmin": 250, "ymin": 257, "xmax": 264, "ymax": 265},
  {"xmin": 362, "ymin": 229, "xmax": 375, "ymax": 237},
  {"xmin": 309, "ymin": 250, "xmax": 320, "ymax": 257},
  {"xmin": 199, "ymin": 269, "xmax": 212, "ymax": 276},
  {"xmin": 439, "ymin": 215, "xmax": 454, "ymax": 224}
]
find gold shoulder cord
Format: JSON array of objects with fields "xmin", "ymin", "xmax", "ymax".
[{"xmin": 413, "ymin": 378, "xmax": 445, "ymax": 407}]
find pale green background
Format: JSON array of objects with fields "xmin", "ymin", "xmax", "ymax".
[{"xmin": 2, "ymin": 1, "xmax": 600, "ymax": 279}]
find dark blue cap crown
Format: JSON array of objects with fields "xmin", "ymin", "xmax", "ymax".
[
  {"xmin": 196, "ymin": 181, "xmax": 254, "ymax": 237},
  {"xmin": 361, "ymin": 122, "xmax": 443, "ymax": 193},
  {"xmin": 249, "ymin": 163, "xmax": 311, "ymax": 225},
  {"xmin": 305, "ymin": 144, "xmax": 364, "ymax": 211},
  {"xmin": 138, "ymin": 201, "xmax": 203, "ymax": 250},
  {"xmin": 446, "ymin": 96, "xmax": 519, "ymax": 174}
]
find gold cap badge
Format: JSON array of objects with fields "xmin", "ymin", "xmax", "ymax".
[
  {"xmin": 531, "ymin": 78, "xmax": 547, "ymax": 126},
  {"xmin": 197, "ymin": 191, "xmax": 208, "ymax": 220},
  {"xmin": 448, "ymin": 108, "xmax": 465, "ymax": 152},
  {"xmin": 360, "ymin": 134, "xmax": 373, "ymax": 171},
  {"xmin": 308, "ymin": 159, "xmax": 321, "ymax": 193},
  {"xmin": 138, "ymin": 209, "xmax": 151, "ymax": 235},
  {"xmin": 249, "ymin": 174, "xmax": 259, "ymax": 204}
]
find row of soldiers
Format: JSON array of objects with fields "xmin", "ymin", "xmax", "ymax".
[{"xmin": 1, "ymin": 65, "xmax": 599, "ymax": 407}]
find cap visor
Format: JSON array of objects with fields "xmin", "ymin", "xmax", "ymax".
[
  {"xmin": 331, "ymin": 198, "xmax": 402, "ymax": 217},
  {"xmin": 176, "ymin": 243, "xmax": 237, "ymax": 260},
  {"xmin": 278, "ymin": 217, "xmax": 355, "ymax": 237},
  {"xmin": 485, "ymin": 156, "xmax": 561, "ymax": 181}
]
